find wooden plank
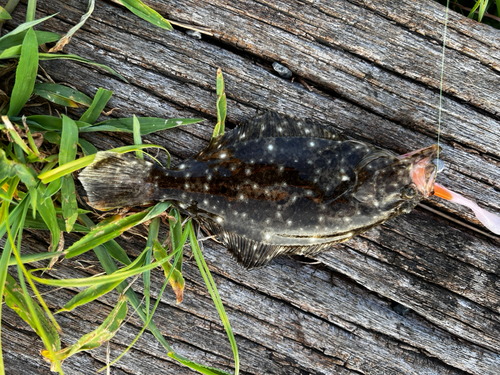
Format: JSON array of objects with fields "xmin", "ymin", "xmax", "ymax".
[{"xmin": 2, "ymin": 0, "xmax": 500, "ymax": 374}]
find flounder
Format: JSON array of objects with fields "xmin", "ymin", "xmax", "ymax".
[{"xmin": 79, "ymin": 112, "xmax": 499, "ymax": 268}]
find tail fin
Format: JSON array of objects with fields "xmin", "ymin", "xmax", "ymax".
[{"xmin": 79, "ymin": 152, "xmax": 158, "ymax": 211}]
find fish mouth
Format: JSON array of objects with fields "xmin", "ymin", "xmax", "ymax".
[{"xmin": 397, "ymin": 145, "xmax": 440, "ymax": 198}]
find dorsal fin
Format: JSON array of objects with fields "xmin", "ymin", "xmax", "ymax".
[{"xmin": 198, "ymin": 112, "xmax": 343, "ymax": 157}]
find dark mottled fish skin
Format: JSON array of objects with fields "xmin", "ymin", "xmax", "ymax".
[{"xmin": 79, "ymin": 112, "xmax": 438, "ymax": 268}]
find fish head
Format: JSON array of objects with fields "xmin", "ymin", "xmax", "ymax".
[{"xmin": 353, "ymin": 145, "xmax": 439, "ymax": 216}]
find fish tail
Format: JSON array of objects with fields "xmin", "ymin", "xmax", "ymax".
[{"xmin": 79, "ymin": 151, "xmax": 158, "ymax": 211}]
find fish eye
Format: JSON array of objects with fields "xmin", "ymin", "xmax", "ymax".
[{"xmin": 401, "ymin": 185, "xmax": 417, "ymax": 200}]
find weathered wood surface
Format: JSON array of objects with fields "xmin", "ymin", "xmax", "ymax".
[{"xmin": 3, "ymin": 0, "xmax": 500, "ymax": 374}]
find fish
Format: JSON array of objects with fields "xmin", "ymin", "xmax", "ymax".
[{"xmin": 79, "ymin": 112, "xmax": 499, "ymax": 268}]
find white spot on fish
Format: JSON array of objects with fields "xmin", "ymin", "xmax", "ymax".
[
  {"xmin": 178, "ymin": 164, "xmax": 186, "ymax": 170},
  {"xmin": 204, "ymin": 183, "xmax": 210, "ymax": 191},
  {"xmin": 265, "ymin": 218, "xmax": 271, "ymax": 224},
  {"xmin": 220, "ymin": 152, "xmax": 227, "ymax": 159},
  {"xmin": 216, "ymin": 217, "xmax": 223, "ymax": 223},
  {"xmin": 203, "ymin": 199, "xmax": 209, "ymax": 205},
  {"xmin": 264, "ymin": 233, "xmax": 271, "ymax": 240},
  {"xmin": 184, "ymin": 183, "xmax": 190, "ymax": 189},
  {"xmin": 341, "ymin": 175, "xmax": 350, "ymax": 181},
  {"xmin": 309, "ymin": 141, "xmax": 315, "ymax": 147},
  {"xmin": 286, "ymin": 220, "xmax": 293, "ymax": 226},
  {"xmin": 245, "ymin": 168, "xmax": 251, "ymax": 175},
  {"xmin": 267, "ymin": 144, "xmax": 274, "ymax": 151}
]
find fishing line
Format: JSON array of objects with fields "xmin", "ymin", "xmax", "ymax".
[{"xmin": 436, "ymin": 0, "xmax": 450, "ymax": 162}]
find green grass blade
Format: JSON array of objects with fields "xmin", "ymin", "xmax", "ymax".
[
  {"xmin": 49, "ymin": 0, "xmax": 94, "ymax": 52},
  {"xmin": 77, "ymin": 138, "xmax": 98, "ymax": 156},
  {"xmin": 4, "ymin": 274, "xmax": 61, "ymax": 350},
  {"xmin": 0, "ymin": 196, "xmax": 29, "ymax": 374},
  {"xmin": 38, "ymin": 53, "xmax": 127, "ymax": 82},
  {"xmin": 188, "ymin": 221, "xmax": 239, "ymax": 375},
  {"xmin": 57, "ymin": 278, "xmax": 123, "ymax": 313},
  {"xmin": 7, "ymin": 27, "xmax": 38, "ymax": 117},
  {"xmin": 86, "ymin": 117, "xmax": 203, "ymax": 134},
  {"xmin": 132, "ymin": 114, "xmax": 143, "ymax": 159},
  {"xmin": 59, "ymin": 115, "xmax": 79, "ymax": 232},
  {"xmin": 211, "ymin": 68, "xmax": 227, "ymax": 144},
  {"xmin": 0, "ymin": 30, "xmax": 60, "ymax": 52},
  {"xmin": 78, "ymin": 214, "xmax": 173, "ymax": 352},
  {"xmin": 153, "ymin": 240, "xmax": 185, "ymax": 304},
  {"xmin": 0, "ymin": 6, "xmax": 11, "ymax": 21},
  {"xmin": 64, "ymin": 202, "xmax": 170, "ymax": 258},
  {"xmin": 115, "ymin": 0, "xmax": 173, "ymax": 30},
  {"xmin": 32, "ymin": 245, "xmax": 181, "ymax": 287},
  {"xmin": 26, "ymin": 0, "xmax": 37, "ymax": 22},
  {"xmin": 33, "ymin": 83, "xmax": 92, "ymax": 107},
  {"xmin": 0, "ymin": 14, "xmax": 57, "ymax": 44},
  {"xmin": 7, "ymin": 251, "xmax": 63, "ymax": 267},
  {"xmin": 36, "ymin": 184, "xmax": 61, "ymax": 251},
  {"xmin": 42, "ymin": 297, "xmax": 127, "ymax": 364},
  {"xmin": 142, "ymin": 217, "xmax": 160, "ymax": 315},
  {"xmin": 167, "ymin": 352, "xmax": 234, "ymax": 375},
  {"xmin": 79, "ymin": 88, "xmax": 113, "ymax": 124},
  {"xmin": 22, "ymin": 115, "xmax": 91, "ymax": 132}
]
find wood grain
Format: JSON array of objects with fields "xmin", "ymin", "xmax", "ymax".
[{"xmin": 2, "ymin": 0, "xmax": 500, "ymax": 374}]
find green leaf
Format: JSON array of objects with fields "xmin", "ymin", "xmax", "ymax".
[
  {"xmin": 189, "ymin": 221, "xmax": 239, "ymax": 375},
  {"xmin": 0, "ymin": 14, "xmax": 57, "ymax": 44},
  {"xmin": 79, "ymin": 88, "xmax": 113, "ymax": 124},
  {"xmin": 86, "ymin": 117, "xmax": 203, "ymax": 134},
  {"xmin": 59, "ymin": 115, "xmax": 79, "ymax": 232},
  {"xmin": 22, "ymin": 115, "xmax": 91, "ymax": 132},
  {"xmin": 211, "ymin": 68, "xmax": 227, "ymax": 143},
  {"xmin": 0, "ymin": 30, "xmax": 60, "ymax": 54},
  {"xmin": 38, "ymin": 53, "xmax": 127, "ymax": 82},
  {"xmin": 49, "ymin": 0, "xmax": 94, "ymax": 53},
  {"xmin": 0, "ymin": 149, "xmax": 37, "ymax": 188},
  {"xmin": 0, "ymin": 6, "xmax": 11, "ymax": 21},
  {"xmin": 42, "ymin": 297, "xmax": 127, "ymax": 364},
  {"xmin": 58, "ymin": 279, "xmax": 122, "ymax": 313},
  {"xmin": 64, "ymin": 202, "xmax": 170, "ymax": 258},
  {"xmin": 59, "ymin": 115, "xmax": 79, "ymax": 164},
  {"xmin": 115, "ymin": 0, "xmax": 173, "ymax": 30},
  {"xmin": 167, "ymin": 352, "xmax": 234, "ymax": 375},
  {"xmin": 7, "ymin": 27, "xmax": 38, "ymax": 117},
  {"xmin": 4, "ymin": 274, "xmax": 61, "ymax": 350},
  {"xmin": 78, "ymin": 138, "xmax": 98, "ymax": 156},
  {"xmin": 153, "ymin": 240, "xmax": 185, "ymax": 304},
  {"xmin": 23, "ymin": 213, "xmax": 89, "ymax": 232},
  {"xmin": 36, "ymin": 184, "xmax": 61, "ymax": 251},
  {"xmin": 33, "ymin": 83, "xmax": 93, "ymax": 107},
  {"xmin": 133, "ymin": 115, "xmax": 143, "ymax": 159}
]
